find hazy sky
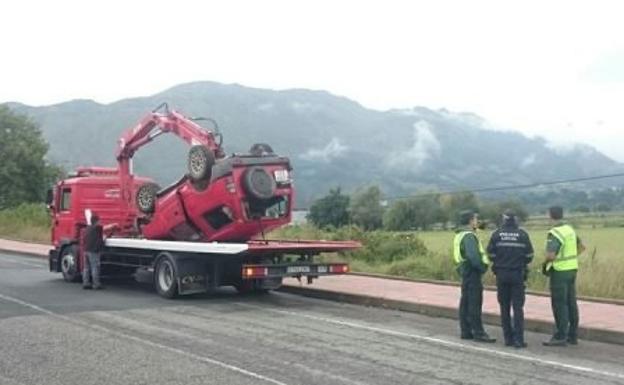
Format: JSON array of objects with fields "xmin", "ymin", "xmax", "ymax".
[{"xmin": 2, "ymin": 0, "xmax": 623, "ymax": 160}]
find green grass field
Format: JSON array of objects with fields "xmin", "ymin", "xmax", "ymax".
[
  {"xmin": 273, "ymin": 224, "xmax": 624, "ymax": 300},
  {"xmin": 416, "ymin": 228, "xmax": 624, "ymax": 299}
]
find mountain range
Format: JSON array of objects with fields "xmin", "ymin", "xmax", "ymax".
[{"xmin": 6, "ymin": 81, "xmax": 622, "ymax": 207}]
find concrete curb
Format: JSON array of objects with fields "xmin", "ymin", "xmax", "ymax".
[
  {"xmin": 278, "ymin": 285, "xmax": 624, "ymax": 346},
  {"xmin": 351, "ymin": 272, "xmax": 624, "ymax": 306},
  {"xmin": 0, "ymin": 246, "xmax": 47, "ymax": 259}
]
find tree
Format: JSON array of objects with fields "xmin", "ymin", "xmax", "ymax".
[
  {"xmin": 307, "ymin": 188, "xmax": 350, "ymax": 228},
  {"xmin": 384, "ymin": 194, "xmax": 446, "ymax": 231},
  {"xmin": 440, "ymin": 191, "xmax": 479, "ymax": 224},
  {"xmin": 349, "ymin": 186, "xmax": 384, "ymax": 230},
  {"xmin": 480, "ymin": 199, "xmax": 529, "ymax": 226},
  {"xmin": 0, "ymin": 106, "xmax": 58, "ymax": 209}
]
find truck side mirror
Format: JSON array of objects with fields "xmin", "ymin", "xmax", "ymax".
[{"xmin": 45, "ymin": 188, "xmax": 54, "ymax": 209}]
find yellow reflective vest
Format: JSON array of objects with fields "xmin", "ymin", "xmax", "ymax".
[
  {"xmin": 453, "ymin": 230, "xmax": 490, "ymax": 267},
  {"xmin": 547, "ymin": 224, "xmax": 579, "ymax": 272}
]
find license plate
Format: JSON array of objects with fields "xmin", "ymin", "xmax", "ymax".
[
  {"xmin": 317, "ymin": 265, "xmax": 328, "ymax": 273},
  {"xmin": 287, "ymin": 265, "xmax": 310, "ymax": 274},
  {"xmin": 274, "ymin": 169, "xmax": 289, "ymax": 183}
]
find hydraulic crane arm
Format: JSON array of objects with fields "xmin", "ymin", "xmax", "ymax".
[
  {"xmin": 114, "ymin": 104, "xmax": 225, "ymax": 214},
  {"xmin": 116, "ymin": 105, "xmax": 224, "ymax": 164}
]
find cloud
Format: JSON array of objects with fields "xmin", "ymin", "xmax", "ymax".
[
  {"xmin": 387, "ymin": 120, "xmax": 441, "ymax": 168},
  {"xmin": 300, "ymin": 138, "xmax": 348, "ymax": 162},
  {"xmin": 291, "ymin": 101, "xmax": 319, "ymax": 113},
  {"xmin": 521, "ymin": 154, "xmax": 536, "ymax": 168},
  {"xmin": 256, "ymin": 102, "xmax": 274, "ymax": 111}
]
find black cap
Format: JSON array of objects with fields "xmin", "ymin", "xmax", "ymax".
[
  {"xmin": 549, "ymin": 206, "xmax": 564, "ymax": 220},
  {"xmin": 458, "ymin": 210, "xmax": 477, "ymax": 226},
  {"xmin": 502, "ymin": 209, "xmax": 517, "ymax": 226},
  {"xmin": 502, "ymin": 209, "xmax": 515, "ymax": 219}
]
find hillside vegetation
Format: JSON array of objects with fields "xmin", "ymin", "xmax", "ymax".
[{"xmin": 6, "ymin": 81, "xmax": 622, "ymax": 206}]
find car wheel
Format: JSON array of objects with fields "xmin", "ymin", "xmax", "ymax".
[
  {"xmin": 136, "ymin": 183, "xmax": 160, "ymax": 213},
  {"xmin": 249, "ymin": 143, "xmax": 274, "ymax": 156},
  {"xmin": 187, "ymin": 145, "xmax": 215, "ymax": 182}
]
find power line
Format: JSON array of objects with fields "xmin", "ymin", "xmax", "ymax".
[
  {"xmin": 294, "ymin": 171, "xmax": 624, "ymax": 210},
  {"xmin": 383, "ymin": 171, "xmax": 624, "ymax": 202}
]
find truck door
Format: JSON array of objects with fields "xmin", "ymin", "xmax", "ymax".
[{"xmin": 52, "ymin": 184, "xmax": 75, "ymax": 247}]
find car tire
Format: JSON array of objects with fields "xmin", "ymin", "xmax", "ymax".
[
  {"xmin": 249, "ymin": 143, "xmax": 274, "ymax": 156},
  {"xmin": 243, "ymin": 167, "xmax": 276, "ymax": 200},
  {"xmin": 187, "ymin": 145, "xmax": 215, "ymax": 182},
  {"xmin": 136, "ymin": 183, "xmax": 160, "ymax": 213}
]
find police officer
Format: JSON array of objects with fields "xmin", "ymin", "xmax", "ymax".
[
  {"xmin": 542, "ymin": 206, "xmax": 585, "ymax": 346},
  {"xmin": 453, "ymin": 210, "xmax": 496, "ymax": 343},
  {"xmin": 487, "ymin": 209, "xmax": 534, "ymax": 348}
]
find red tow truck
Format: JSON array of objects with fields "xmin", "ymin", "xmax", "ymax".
[{"xmin": 47, "ymin": 103, "xmax": 359, "ymax": 298}]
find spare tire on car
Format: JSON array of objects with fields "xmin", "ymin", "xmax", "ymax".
[
  {"xmin": 243, "ymin": 167, "xmax": 276, "ymax": 200},
  {"xmin": 187, "ymin": 145, "xmax": 215, "ymax": 182}
]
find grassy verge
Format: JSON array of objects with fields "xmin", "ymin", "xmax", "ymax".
[
  {"xmin": 0, "ymin": 203, "xmax": 50, "ymax": 243},
  {"xmin": 272, "ymin": 224, "xmax": 624, "ymax": 300}
]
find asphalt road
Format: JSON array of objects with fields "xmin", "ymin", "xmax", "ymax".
[{"xmin": 1, "ymin": 251, "xmax": 623, "ymax": 385}]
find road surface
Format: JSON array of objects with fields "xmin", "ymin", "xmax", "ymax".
[{"xmin": 1, "ymin": 251, "xmax": 623, "ymax": 385}]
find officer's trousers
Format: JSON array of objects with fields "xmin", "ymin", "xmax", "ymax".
[
  {"xmin": 459, "ymin": 270, "xmax": 485, "ymax": 336},
  {"xmin": 550, "ymin": 270, "xmax": 579, "ymax": 340},
  {"xmin": 496, "ymin": 269, "xmax": 525, "ymax": 344}
]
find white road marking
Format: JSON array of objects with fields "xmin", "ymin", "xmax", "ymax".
[
  {"xmin": 236, "ymin": 302, "xmax": 624, "ymax": 381},
  {"xmin": 2, "ymin": 251, "xmax": 623, "ymax": 381},
  {"xmin": 0, "ymin": 292, "xmax": 289, "ymax": 385},
  {"xmin": 88, "ymin": 309, "xmax": 371, "ymax": 385}
]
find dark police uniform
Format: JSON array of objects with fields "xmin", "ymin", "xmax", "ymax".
[{"xmin": 487, "ymin": 220, "xmax": 534, "ymax": 347}]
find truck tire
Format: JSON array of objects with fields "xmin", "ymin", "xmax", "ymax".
[
  {"xmin": 249, "ymin": 143, "xmax": 274, "ymax": 156},
  {"xmin": 154, "ymin": 253, "xmax": 178, "ymax": 299},
  {"xmin": 187, "ymin": 145, "xmax": 215, "ymax": 182},
  {"xmin": 136, "ymin": 183, "xmax": 160, "ymax": 213},
  {"xmin": 60, "ymin": 245, "xmax": 81, "ymax": 282},
  {"xmin": 243, "ymin": 167, "xmax": 276, "ymax": 200}
]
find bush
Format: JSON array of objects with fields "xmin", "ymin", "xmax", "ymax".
[
  {"xmin": 0, "ymin": 203, "xmax": 50, "ymax": 242},
  {"xmin": 272, "ymin": 224, "xmax": 433, "ymax": 265}
]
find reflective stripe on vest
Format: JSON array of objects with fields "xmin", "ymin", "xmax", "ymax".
[
  {"xmin": 549, "ymin": 224, "xmax": 578, "ymax": 271},
  {"xmin": 453, "ymin": 231, "xmax": 490, "ymax": 266}
]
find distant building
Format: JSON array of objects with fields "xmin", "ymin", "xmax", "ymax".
[{"xmin": 291, "ymin": 210, "xmax": 309, "ymax": 225}]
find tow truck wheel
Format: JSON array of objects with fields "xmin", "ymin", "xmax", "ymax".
[
  {"xmin": 136, "ymin": 183, "xmax": 160, "ymax": 213},
  {"xmin": 154, "ymin": 254, "xmax": 178, "ymax": 299},
  {"xmin": 187, "ymin": 145, "xmax": 215, "ymax": 182},
  {"xmin": 60, "ymin": 245, "xmax": 81, "ymax": 282}
]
